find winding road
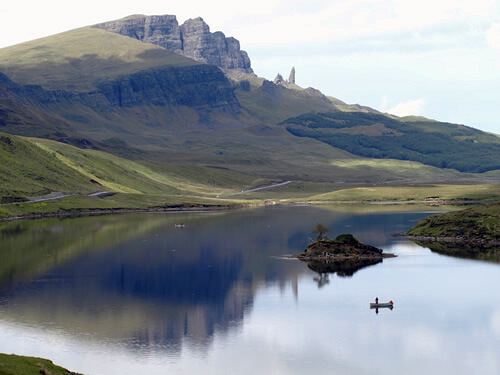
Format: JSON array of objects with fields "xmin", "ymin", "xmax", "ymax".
[{"xmin": 216, "ymin": 181, "xmax": 293, "ymax": 198}]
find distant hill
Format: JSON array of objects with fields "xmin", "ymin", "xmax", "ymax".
[{"xmin": 282, "ymin": 111, "xmax": 500, "ymax": 172}]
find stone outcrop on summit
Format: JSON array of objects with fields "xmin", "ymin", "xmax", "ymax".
[
  {"xmin": 273, "ymin": 73, "xmax": 285, "ymax": 85},
  {"xmin": 288, "ymin": 67, "xmax": 296, "ymax": 85},
  {"xmin": 95, "ymin": 15, "xmax": 253, "ymax": 73}
]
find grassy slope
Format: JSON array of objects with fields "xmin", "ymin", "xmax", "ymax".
[
  {"xmin": 0, "ymin": 27, "xmax": 197, "ymax": 91},
  {"xmin": 407, "ymin": 203, "xmax": 500, "ymax": 240},
  {"xmin": 0, "ymin": 131, "xmax": 265, "ymax": 206},
  {"xmin": 282, "ymin": 112, "xmax": 500, "ymax": 173},
  {"xmin": 236, "ymin": 84, "xmax": 336, "ymax": 124},
  {"xmin": 303, "ymin": 184, "xmax": 500, "ymax": 202},
  {"xmin": 0, "ymin": 133, "xmax": 97, "ymax": 200},
  {"xmin": 0, "ymin": 353, "xmax": 77, "ymax": 375}
]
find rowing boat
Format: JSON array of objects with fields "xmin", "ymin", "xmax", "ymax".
[{"xmin": 370, "ymin": 302, "xmax": 393, "ymax": 308}]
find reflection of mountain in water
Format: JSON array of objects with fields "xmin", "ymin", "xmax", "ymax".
[
  {"xmin": 0, "ymin": 207, "xmax": 432, "ymax": 354},
  {"xmin": 414, "ymin": 241, "xmax": 500, "ymax": 263}
]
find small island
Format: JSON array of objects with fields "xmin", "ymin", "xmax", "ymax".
[
  {"xmin": 297, "ymin": 233, "xmax": 395, "ymax": 261},
  {"xmin": 293, "ymin": 224, "xmax": 395, "ymax": 277}
]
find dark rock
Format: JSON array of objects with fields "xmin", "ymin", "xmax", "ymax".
[
  {"xmin": 238, "ymin": 80, "xmax": 251, "ymax": 91},
  {"xmin": 0, "ymin": 66, "xmax": 240, "ymax": 113},
  {"xmin": 95, "ymin": 15, "xmax": 253, "ymax": 73},
  {"xmin": 273, "ymin": 73, "xmax": 285, "ymax": 85}
]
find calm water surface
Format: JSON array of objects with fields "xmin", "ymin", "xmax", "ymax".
[{"xmin": 0, "ymin": 205, "xmax": 499, "ymax": 375}]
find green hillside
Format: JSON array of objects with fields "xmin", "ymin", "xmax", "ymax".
[
  {"xmin": 0, "ymin": 133, "xmax": 97, "ymax": 201},
  {"xmin": 282, "ymin": 112, "xmax": 500, "ymax": 172},
  {"xmin": 236, "ymin": 81, "xmax": 338, "ymax": 124},
  {"xmin": 0, "ymin": 27, "xmax": 197, "ymax": 91},
  {"xmin": 0, "ymin": 354, "xmax": 78, "ymax": 375},
  {"xmin": 0, "ymin": 132, "xmax": 265, "ymax": 203}
]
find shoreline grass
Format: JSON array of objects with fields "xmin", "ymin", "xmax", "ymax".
[{"xmin": 0, "ymin": 353, "xmax": 81, "ymax": 375}]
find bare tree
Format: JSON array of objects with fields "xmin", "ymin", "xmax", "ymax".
[{"xmin": 313, "ymin": 223, "xmax": 329, "ymax": 242}]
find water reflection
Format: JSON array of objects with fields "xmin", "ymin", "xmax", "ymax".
[
  {"xmin": 0, "ymin": 209, "xmax": 311, "ymax": 353},
  {"xmin": 3, "ymin": 205, "xmax": 494, "ymax": 373},
  {"xmin": 413, "ymin": 240, "xmax": 500, "ymax": 263},
  {"xmin": 306, "ymin": 257, "xmax": 383, "ymax": 278}
]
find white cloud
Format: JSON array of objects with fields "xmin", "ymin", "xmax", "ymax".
[
  {"xmin": 384, "ymin": 98, "xmax": 425, "ymax": 117},
  {"xmin": 235, "ymin": 0, "xmax": 498, "ymax": 47},
  {"xmin": 486, "ymin": 22, "xmax": 500, "ymax": 49}
]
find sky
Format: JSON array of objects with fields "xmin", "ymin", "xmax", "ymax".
[{"xmin": 0, "ymin": 0, "xmax": 499, "ymax": 134}]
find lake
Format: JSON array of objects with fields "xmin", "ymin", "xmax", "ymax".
[{"xmin": 0, "ymin": 205, "xmax": 499, "ymax": 375}]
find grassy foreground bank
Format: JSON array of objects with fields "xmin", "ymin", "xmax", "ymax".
[{"xmin": 0, "ymin": 353, "xmax": 81, "ymax": 375}]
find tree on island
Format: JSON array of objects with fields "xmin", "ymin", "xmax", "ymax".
[{"xmin": 313, "ymin": 223, "xmax": 329, "ymax": 242}]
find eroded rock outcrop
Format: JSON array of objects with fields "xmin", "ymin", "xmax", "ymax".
[
  {"xmin": 273, "ymin": 73, "xmax": 285, "ymax": 85},
  {"xmin": 95, "ymin": 15, "xmax": 253, "ymax": 73},
  {"xmin": 288, "ymin": 67, "xmax": 295, "ymax": 84}
]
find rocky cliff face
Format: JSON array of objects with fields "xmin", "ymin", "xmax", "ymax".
[
  {"xmin": 95, "ymin": 15, "xmax": 253, "ymax": 73},
  {"xmin": 0, "ymin": 65, "xmax": 240, "ymax": 113}
]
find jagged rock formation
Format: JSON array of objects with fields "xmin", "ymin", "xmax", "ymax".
[
  {"xmin": 273, "ymin": 67, "xmax": 297, "ymax": 87},
  {"xmin": 273, "ymin": 73, "xmax": 285, "ymax": 85},
  {"xmin": 95, "ymin": 15, "xmax": 253, "ymax": 73},
  {"xmin": 288, "ymin": 67, "xmax": 295, "ymax": 84}
]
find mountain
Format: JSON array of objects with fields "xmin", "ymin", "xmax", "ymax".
[{"xmin": 0, "ymin": 14, "xmax": 499, "ymax": 210}]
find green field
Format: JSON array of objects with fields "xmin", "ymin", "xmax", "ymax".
[{"xmin": 302, "ymin": 184, "xmax": 500, "ymax": 203}]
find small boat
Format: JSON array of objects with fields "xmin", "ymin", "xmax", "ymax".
[
  {"xmin": 174, "ymin": 224, "xmax": 185, "ymax": 228},
  {"xmin": 370, "ymin": 302, "xmax": 393, "ymax": 308}
]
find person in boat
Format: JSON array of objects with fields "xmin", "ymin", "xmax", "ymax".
[
  {"xmin": 375, "ymin": 297, "xmax": 379, "ymax": 304},
  {"xmin": 389, "ymin": 300, "xmax": 393, "ymax": 304}
]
